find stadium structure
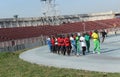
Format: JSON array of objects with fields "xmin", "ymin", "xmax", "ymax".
[
  {"xmin": 0, "ymin": 0, "xmax": 120, "ymax": 52},
  {"xmin": 0, "ymin": 11, "xmax": 120, "ymax": 28}
]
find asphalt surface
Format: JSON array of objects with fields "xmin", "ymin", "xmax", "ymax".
[{"xmin": 19, "ymin": 34, "xmax": 120, "ymax": 73}]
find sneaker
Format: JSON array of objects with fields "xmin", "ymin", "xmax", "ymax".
[
  {"xmin": 93, "ymin": 51, "xmax": 95, "ymax": 54},
  {"xmin": 76, "ymin": 53, "xmax": 79, "ymax": 56},
  {"xmin": 76, "ymin": 53, "xmax": 80, "ymax": 57},
  {"xmin": 97, "ymin": 52, "xmax": 100, "ymax": 54},
  {"xmin": 88, "ymin": 51, "xmax": 90, "ymax": 53}
]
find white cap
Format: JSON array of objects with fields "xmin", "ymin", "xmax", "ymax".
[
  {"xmin": 77, "ymin": 33, "xmax": 80, "ymax": 36},
  {"xmin": 47, "ymin": 38, "xmax": 50, "ymax": 40}
]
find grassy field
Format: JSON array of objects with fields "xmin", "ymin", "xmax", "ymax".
[{"xmin": 0, "ymin": 50, "xmax": 120, "ymax": 77}]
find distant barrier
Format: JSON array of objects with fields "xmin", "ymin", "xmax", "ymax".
[{"xmin": 0, "ymin": 35, "xmax": 47, "ymax": 52}]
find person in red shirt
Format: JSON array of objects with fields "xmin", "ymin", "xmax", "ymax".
[
  {"xmin": 89, "ymin": 31, "xmax": 93, "ymax": 38},
  {"xmin": 57, "ymin": 35, "xmax": 65, "ymax": 54},
  {"xmin": 54, "ymin": 36, "xmax": 58, "ymax": 53},
  {"xmin": 51, "ymin": 36, "xmax": 55, "ymax": 53},
  {"xmin": 60, "ymin": 35, "xmax": 66, "ymax": 55},
  {"xmin": 64, "ymin": 34, "xmax": 71, "ymax": 56}
]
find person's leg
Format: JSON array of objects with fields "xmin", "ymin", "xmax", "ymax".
[
  {"xmin": 76, "ymin": 44, "xmax": 80, "ymax": 55},
  {"xmin": 61, "ymin": 46, "xmax": 65, "ymax": 55},
  {"xmin": 63, "ymin": 46, "xmax": 66, "ymax": 55},
  {"xmin": 57, "ymin": 46, "xmax": 61, "ymax": 54},
  {"xmin": 88, "ymin": 41, "xmax": 90, "ymax": 52},
  {"xmin": 71, "ymin": 44, "xmax": 75, "ymax": 54},
  {"xmin": 74, "ymin": 45, "xmax": 77, "ymax": 55},
  {"xmin": 52, "ymin": 45, "xmax": 54, "ymax": 52},
  {"xmin": 93, "ymin": 40, "xmax": 97, "ymax": 53},
  {"xmin": 67, "ymin": 46, "xmax": 71, "ymax": 56},
  {"xmin": 64, "ymin": 46, "xmax": 67, "ymax": 55},
  {"xmin": 49, "ymin": 45, "xmax": 52, "ymax": 52},
  {"xmin": 68, "ymin": 46, "xmax": 71, "ymax": 55},
  {"xmin": 55, "ymin": 45, "xmax": 58, "ymax": 53},
  {"xmin": 96, "ymin": 40, "xmax": 100, "ymax": 54},
  {"xmin": 82, "ymin": 46, "xmax": 86, "ymax": 55},
  {"xmin": 86, "ymin": 41, "xmax": 90, "ymax": 52},
  {"xmin": 102, "ymin": 37, "xmax": 105, "ymax": 43}
]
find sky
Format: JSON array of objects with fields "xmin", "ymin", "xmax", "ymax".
[{"xmin": 0, "ymin": 0, "xmax": 120, "ymax": 18}]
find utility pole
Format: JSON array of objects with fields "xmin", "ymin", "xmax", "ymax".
[{"xmin": 14, "ymin": 15, "xmax": 19, "ymax": 27}]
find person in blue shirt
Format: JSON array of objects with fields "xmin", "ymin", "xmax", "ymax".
[
  {"xmin": 70, "ymin": 34, "xmax": 76, "ymax": 55},
  {"xmin": 46, "ymin": 36, "xmax": 52, "ymax": 52}
]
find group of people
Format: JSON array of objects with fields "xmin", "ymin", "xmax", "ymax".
[{"xmin": 46, "ymin": 29, "xmax": 107, "ymax": 56}]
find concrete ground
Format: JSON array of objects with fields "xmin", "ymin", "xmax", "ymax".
[{"xmin": 19, "ymin": 34, "xmax": 120, "ymax": 73}]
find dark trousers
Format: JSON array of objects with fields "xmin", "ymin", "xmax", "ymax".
[
  {"xmin": 51, "ymin": 45, "xmax": 55, "ymax": 53},
  {"xmin": 57, "ymin": 45, "xmax": 66, "ymax": 55},
  {"xmin": 102, "ymin": 37, "xmax": 105, "ymax": 43},
  {"xmin": 86, "ymin": 41, "xmax": 90, "ymax": 52},
  {"xmin": 82, "ymin": 46, "xmax": 86, "ymax": 55},
  {"xmin": 65, "ymin": 46, "xmax": 71, "ymax": 56}
]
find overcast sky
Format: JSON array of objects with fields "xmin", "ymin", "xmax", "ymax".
[{"xmin": 0, "ymin": 0, "xmax": 120, "ymax": 18}]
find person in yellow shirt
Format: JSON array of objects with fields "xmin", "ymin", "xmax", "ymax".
[{"xmin": 91, "ymin": 30, "xmax": 100, "ymax": 54}]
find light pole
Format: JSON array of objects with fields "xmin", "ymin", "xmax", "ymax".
[
  {"xmin": 14, "ymin": 15, "xmax": 18, "ymax": 27},
  {"xmin": 83, "ymin": 22, "xmax": 86, "ymax": 32}
]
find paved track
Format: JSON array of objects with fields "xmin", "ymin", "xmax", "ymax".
[{"xmin": 19, "ymin": 35, "xmax": 120, "ymax": 73}]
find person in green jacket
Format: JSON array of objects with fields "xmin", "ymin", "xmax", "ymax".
[{"xmin": 84, "ymin": 32, "xmax": 91, "ymax": 53}]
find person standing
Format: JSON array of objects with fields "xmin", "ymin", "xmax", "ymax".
[
  {"xmin": 101, "ymin": 30, "xmax": 107, "ymax": 43},
  {"xmin": 80, "ymin": 33, "xmax": 86, "ymax": 55},
  {"xmin": 70, "ymin": 34, "xmax": 76, "ymax": 55},
  {"xmin": 51, "ymin": 36, "xmax": 56, "ymax": 53},
  {"xmin": 92, "ymin": 30, "xmax": 100, "ymax": 54},
  {"xmin": 57, "ymin": 35, "xmax": 63, "ymax": 54},
  {"xmin": 54, "ymin": 36, "xmax": 58, "ymax": 53},
  {"xmin": 75, "ymin": 33, "xmax": 81, "ymax": 56},
  {"xmin": 46, "ymin": 36, "xmax": 52, "ymax": 52},
  {"xmin": 89, "ymin": 31, "xmax": 92, "ymax": 38},
  {"xmin": 64, "ymin": 34, "xmax": 71, "ymax": 56},
  {"xmin": 84, "ymin": 32, "xmax": 91, "ymax": 53}
]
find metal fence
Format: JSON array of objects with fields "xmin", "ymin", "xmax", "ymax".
[{"xmin": 0, "ymin": 35, "xmax": 47, "ymax": 52}]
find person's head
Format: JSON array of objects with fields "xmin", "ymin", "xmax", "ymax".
[
  {"xmin": 94, "ymin": 30, "xmax": 98, "ymax": 33},
  {"xmin": 85, "ymin": 32, "xmax": 89, "ymax": 35},
  {"xmin": 103, "ymin": 29, "xmax": 105, "ymax": 32},
  {"xmin": 59, "ymin": 35, "xmax": 62, "ymax": 38},
  {"xmin": 81, "ymin": 33, "xmax": 85, "ymax": 37},
  {"xmin": 62, "ymin": 35, "xmax": 65, "ymax": 38},
  {"xmin": 70, "ymin": 33, "xmax": 73, "ymax": 37},
  {"xmin": 77, "ymin": 33, "xmax": 81, "ymax": 36},
  {"xmin": 51, "ymin": 35, "xmax": 55, "ymax": 39},
  {"xmin": 66, "ymin": 34, "xmax": 70, "ymax": 38}
]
